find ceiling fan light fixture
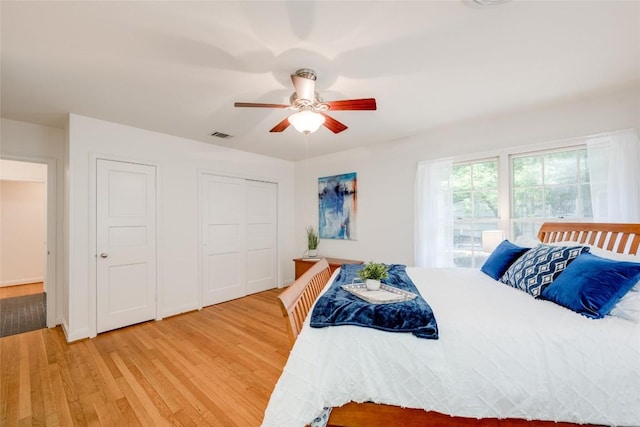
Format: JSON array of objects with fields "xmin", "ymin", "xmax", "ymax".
[
  {"xmin": 234, "ymin": 67, "xmax": 374, "ymax": 134},
  {"xmin": 288, "ymin": 111, "xmax": 325, "ymax": 134}
]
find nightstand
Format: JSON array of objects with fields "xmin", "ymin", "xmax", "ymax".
[{"xmin": 293, "ymin": 257, "xmax": 363, "ymax": 279}]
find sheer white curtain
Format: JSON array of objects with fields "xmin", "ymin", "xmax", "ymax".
[
  {"xmin": 587, "ymin": 129, "xmax": 640, "ymax": 222},
  {"xmin": 414, "ymin": 159, "xmax": 454, "ymax": 267}
]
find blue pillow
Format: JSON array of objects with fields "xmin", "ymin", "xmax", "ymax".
[
  {"xmin": 480, "ymin": 240, "xmax": 529, "ymax": 280},
  {"xmin": 540, "ymin": 252, "xmax": 640, "ymax": 319},
  {"xmin": 499, "ymin": 244, "xmax": 590, "ymax": 297}
]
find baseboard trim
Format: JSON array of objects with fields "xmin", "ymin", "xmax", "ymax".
[
  {"xmin": 0, "ymin": 277, "xmax": 44, "ymax": 287},
  {"xmin": 63, "ymin": 323, "xmax": 90, "ymax": 343},
  {"xmin": 161, "ymin": 303, "xmax": 200, "ymax": 319}
]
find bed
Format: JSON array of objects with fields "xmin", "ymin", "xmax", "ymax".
[{"xmin": 264, "ymin": 222, "xmax": 640, "ymax": 427}]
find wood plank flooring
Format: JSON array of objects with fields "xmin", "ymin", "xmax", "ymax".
[
  {"xmin": 0, "ymin": 289, "xmax": 290, "ymax": 427},
  {"xmin": 0, "ymin": 283, "xmax": 44, "ymax": 299}
]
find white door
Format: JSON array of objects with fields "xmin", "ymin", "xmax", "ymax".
[
  {"xmin": 201, "ymin": 174, "xmax": 246, "ymax": 306},
  {"xmin": 246, "ymin": 180, "xmax": 277, "ymax": 295},
  {"xmin": 200, "ymin": 175, "xmax": 277, "ymax": 305},
  {"xmin": 97, "ymin": 159, "xmax": 157, "ymax": 333}
]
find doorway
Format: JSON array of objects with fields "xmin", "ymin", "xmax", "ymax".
[{"xmin": 0, "ymin": 160, "xmax": 48, "ymax": 337}]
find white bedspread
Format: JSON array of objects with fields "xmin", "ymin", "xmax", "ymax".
[{"xmin": 262, "ymin": 268, "xmax": 640, "ymax": 427}]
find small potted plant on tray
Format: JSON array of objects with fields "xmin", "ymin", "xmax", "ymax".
[
  {"xmin": 357, "ymin": 261, "xmax": 389, "ymax": 291},
  {"xmin": 306, "ymin": 225, "xmax": 319, "ymax": 257}
]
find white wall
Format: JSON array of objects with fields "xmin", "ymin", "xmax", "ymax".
[
  {"xmin": 67, "ymin": 114, "xmax": 295, "ymax": 341},
  {"xmin": 0, "ymin": 180, "xmax": 46, "ymax": 286},
  {"xmin": 0, "ymin": 118, "xmax": 65, "ymax": 327},
  {"xmin": 294, "ymin": 85, "xmax": 640, "ymax": 265},
  {"xmin": 1, "ymin": 159, "xmax": 47, "ymax": 181}
]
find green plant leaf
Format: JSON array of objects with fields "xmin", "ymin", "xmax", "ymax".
[
  {"xmin": 306, "ymin": 225, "xmax": 319, "ymax": 250},
  {"xmin": 357, "ymin": 261, "xmax": 389, "ymax": 281}
]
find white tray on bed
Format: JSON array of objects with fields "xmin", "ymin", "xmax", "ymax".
[{"xmin": 341, "ymin": 283, "xmax": 417, "ymax": 304}]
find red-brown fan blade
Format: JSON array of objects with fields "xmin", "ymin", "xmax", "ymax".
[
  {"xmin": 269, "ymin": 117, "xmax": 291, "ymax": 133},
  {"xmin": 324, "ymin": 98, "xmax": 377, "ymax": 111},
  {"xmin": 320, "ymin": 113, "xmax": 348, "ymax": 134},
  {"xmin": 234, "ymin": 102, "xmax": 290, "ymax": 109}
]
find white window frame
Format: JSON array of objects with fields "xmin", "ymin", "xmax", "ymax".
[
  {"xmin": 451, "ymin": 157, "xmax": 501, "ymax": 268},
  {"xmin": 416, "ymin": 128, "xmax": 639, "ymax": 268},
  {"xmin": 448, "ymin": 138, "xmax": 594, "ymax": 242},
  {"xmin": 509, "ymin": 144, "xmax": 591, "ymax": 239}
]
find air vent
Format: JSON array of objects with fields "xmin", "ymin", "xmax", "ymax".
[
  {"xmin": 210, "ymin": 131, "xmax": 233, "ymax": 139},
  {"xmin": 472, "ymin": 0, "xmax": 511, "ymax": 5}
]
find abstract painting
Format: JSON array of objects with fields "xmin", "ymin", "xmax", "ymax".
[{"xmin": 318, "ymin": 172, "xmax": 357, "ymax": 240}]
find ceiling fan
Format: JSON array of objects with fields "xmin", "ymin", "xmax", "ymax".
[{"xmin": 234, "ymin": 68, "xmax": 377, "ymax": 134}]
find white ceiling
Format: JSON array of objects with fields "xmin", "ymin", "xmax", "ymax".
[{"xmin": 1, "ymin": 1, "xmax": 639, "ymax": 161}]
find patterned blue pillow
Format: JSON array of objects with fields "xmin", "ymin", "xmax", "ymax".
[{"xmin": 499, "ymin": 244, "xmax": 590, "ymax": 297}]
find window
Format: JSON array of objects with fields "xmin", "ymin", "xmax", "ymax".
[
  {"xmin": 450, "ymin": 148, "xmax": 592, "ymax": 267},
  {"xmin": 416, "ymin": 129, "xmax": 640, "ymax": 268},
  {"xmin": 452, "ymin": 159, "xmax": 499, "ymax": 267},
  {"xmin": 511, "ymin": 148, "xmax": 591, "ymax": 238}
]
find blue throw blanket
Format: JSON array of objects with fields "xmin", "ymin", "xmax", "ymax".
[{"xmin": 310, "ymin": 264, "xmax": 439, "ymax": 339}]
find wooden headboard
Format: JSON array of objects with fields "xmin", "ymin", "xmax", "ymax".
[
  {"xmin": 277, "ymin": 258, "xmax": 332, "ymax": 344},
  {"xmin": 538, "ymin": 222, "xmax": 640, "ymax": 255}
]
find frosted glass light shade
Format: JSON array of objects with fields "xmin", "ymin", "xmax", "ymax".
[{"xmin": 288, "ymin": 111, "xmax": 325, "ymax": 134}]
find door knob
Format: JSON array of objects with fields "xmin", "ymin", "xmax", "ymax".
[{"xmin": 100, "ymin": 253, "xmax": 108, "ymax": 258}]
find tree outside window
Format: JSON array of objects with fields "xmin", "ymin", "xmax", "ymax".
[
  {"xmin": 512, "ymin": 148, "xmax": 592, "ymax": 238},
  {"xmin": 452, "ymin": 159, "xmax": 499, "ymax": 268},
  {"xmin": 450, "ymin": 148, "xmax": 592, "ymax": 268}
]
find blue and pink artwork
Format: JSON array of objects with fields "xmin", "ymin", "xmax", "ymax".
[{"xmin": 318, "ymin": 172, "xmax": 357, "ymax": 240}]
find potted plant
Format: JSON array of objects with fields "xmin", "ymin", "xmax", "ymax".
[
  {"xmin": 357, "ymin": 261, "xmax": 389, "ymax": 291},
  {"xmin": 306, "ymin": 225, "xmax": 319, "ymax": 257}
]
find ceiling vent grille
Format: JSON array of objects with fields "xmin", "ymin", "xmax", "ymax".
[
  {"xmin": 210, "ymin": 131, "xmax": 233, "ymax": 139},
  {"xmin": 471, "ymin": 0, "xmax": 511, "ymax": 5}
]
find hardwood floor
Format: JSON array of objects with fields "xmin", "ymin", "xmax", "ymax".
[
  {"xmin": 0, "ymin": 289, "xmax": 290, "ymax": 427},
  {"xmin": 0, "ymin": 283, "xmax": 44, "ymax": 299}
]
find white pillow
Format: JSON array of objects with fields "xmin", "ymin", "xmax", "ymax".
[
  {"xmin": 514, "ymin": 235, "xmax": 541, "ymax": 248},
  {"xmin": 608, "ymin": 289, "xmax": 640, "ymax": 322},
  {"xmin": 587, "ymin": 245, "xmax": 640, "ymax": 263}
]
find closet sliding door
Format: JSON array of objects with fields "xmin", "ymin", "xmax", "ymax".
[
  {"xmin": 200, "ymin": 174, "xmax": 276, "ymax": 307},
  {"xmin": 245, "ymin": 180, "xmax": 277, "ymax": 295}
]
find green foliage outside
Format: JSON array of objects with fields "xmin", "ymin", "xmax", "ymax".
[
  {"xmin": 452, "ymin": 160, "xmax": 498, "ymax": 218},
  {"xmin": 450, "ymin": 148, "xmax": 592, "ymax": 268}
]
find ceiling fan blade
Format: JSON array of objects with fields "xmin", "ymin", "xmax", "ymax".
[
  {"xmin": 320, "ymin": 113, "xmax": 348, "ymax": 134},
  {"xmin": 324, "ymin": 98, "xmax": 377, "ymax": 111},
  {"xmin": 269, "ymin": 117, "xmax": 291, "ymax": 133},
  {"xmin": 291, "ymin": 74, "xmax": 315, "ymax": 100},
  {"xmin": 234, "ymin": 102, "xmax": 290, "ymax": 109}
]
